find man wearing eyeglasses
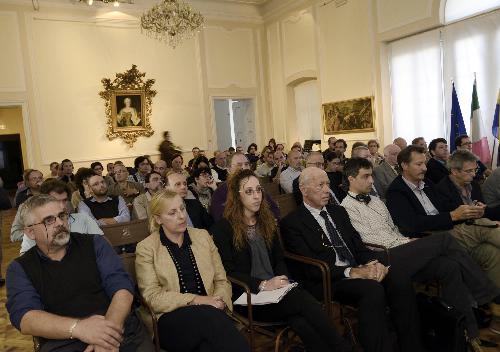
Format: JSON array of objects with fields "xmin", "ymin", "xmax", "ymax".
[
  {"xmin": 6, "ymin": 194, "xmax": 153, "ymax": 352},
  {"xmin": 455, "ymin": 134, "xmax": 492, "ymax": 181},
  {"xmin": 13, "ymin": 180, "xmax": 103, "ymax": 255},
  {"xmin": 14, "ymin": 169, "xmax": 43, "ymax": 207},
  {"xmin": 279, "ymin": 150, "xmax": 303, "ymax": 194}
]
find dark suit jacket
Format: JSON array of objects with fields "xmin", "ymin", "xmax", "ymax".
[
  {"xmin": 185, "ymin": 198, "xmax": 213, "ymax": 230},
  {"xmin": 436, "ymin": 176, "xmax": 500, "ymax": 221},
  {"xmin": 385, "ymin": 175, "xmax": 453, "ymax": 236},
  {"xmin": 425, "ymin": 158, "xmax": 449, "ymax": 185},
  {"xmin": 280, "ymin": 204, "xmax": 383, "ymax": 297},
  {"xmin": 211, "ymin": 218, "xmax": 289, "ymax": 297},
  {"xmin": 292, "ymin": 173, "xmax": 346, "ymax": 206}
]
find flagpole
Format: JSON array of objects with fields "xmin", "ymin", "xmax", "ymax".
[{"xmin": 492, "ymin": 138, "xmax": 496, "ymax": 168}]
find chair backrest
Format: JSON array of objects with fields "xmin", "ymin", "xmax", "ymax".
[
  {"xmin": 262, "ymin": 181, "xmax": 280, "ymax": 197},
  {"xmin": 257, "ymin": 176, "xmax": 271, "ymax": 184},
  {"xmin": 274, "ymin": 193, "xmax": 297, "ymax": 219},
  {"xmin": 121, "ymin": 253, "xmax": 137, "ymax": 281},
  {"xmin": 102, "ymin": 219, "xmax": 150, "ymax": 247}
]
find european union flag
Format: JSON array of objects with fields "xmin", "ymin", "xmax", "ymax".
[{"xmin": 449, "ymin": 82, "xmax": 467, "ymax": 152}]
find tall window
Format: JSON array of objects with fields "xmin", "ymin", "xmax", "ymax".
[{"xmin": 389, "ymin": 5, "xmax": 500, "ymax": 147}]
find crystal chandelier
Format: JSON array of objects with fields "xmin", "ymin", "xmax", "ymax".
[
  {"xmin": 140, "ymin": 0, "xmax": 204, "ymax": 48},
  {"xmin": 77, "ymin": 0, "xmax": 133, "ymax": 6}
]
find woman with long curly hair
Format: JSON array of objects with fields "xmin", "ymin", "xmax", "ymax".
[{"xmin": 211, "ymin": 169, "xmax": 352, "ymax": 352}]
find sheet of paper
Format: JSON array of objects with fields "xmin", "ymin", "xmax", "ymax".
[{"xmin": 234, "ymin": 283, "xmax": 297, "ymax": 306}]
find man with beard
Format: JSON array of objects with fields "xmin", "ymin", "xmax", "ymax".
[
  {"xmin": 133, "ymin": 172, "xmax": 164, "ymax": 220},
  {"xmin": 12, "ymin": 179, "xmax": 103, "ymax": 255},
  {"xmin": 6, "ymin": 194, "xmax": 153, "ymax": 351},
  {"xmin": 15, "ymin": 169, "xmax": 43, "ymax": 207},
  {"xmin": 78, "ymin": 175, "xmax": 130, "ymax": 226}
]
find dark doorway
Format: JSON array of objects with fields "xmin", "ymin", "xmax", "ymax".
[{"xmin": 0, "ymin": 134, "xmax": 24, "ymax": 190}]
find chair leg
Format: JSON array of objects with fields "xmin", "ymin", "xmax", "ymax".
[{"xmin": 275, "ymin": 328, "xmax": 287, "ymax": 352}]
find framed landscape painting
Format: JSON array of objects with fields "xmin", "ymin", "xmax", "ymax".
[{"xmin": 322, "ymin": 96, "xmax": 375, "ymax": 134}]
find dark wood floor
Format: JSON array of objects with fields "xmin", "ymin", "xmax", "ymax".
[{"xmin": 0, "ymin": 208, "xmax": 499, "ymax": 351}]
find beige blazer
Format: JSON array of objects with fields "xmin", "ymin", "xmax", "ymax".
[{"xmin": 135, "ymin": 227, "xmax": 232, "ymax": 319}]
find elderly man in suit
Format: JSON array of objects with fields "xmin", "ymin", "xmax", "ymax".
[
  {"xmin": 372, "ymin": 144, "xmax": 401, "ymax": 199},
  {"xmin": 281, "ymin": 167, "xmax": 428, "ymax": 352}
]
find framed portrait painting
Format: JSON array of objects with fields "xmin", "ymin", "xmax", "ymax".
[
  {"xmin": 112, "ymin": 91, "xmax": 145, "ymax": 129},
  {"xmin": 322, "ymin": 96, "xmax": 375, "ymax": 134},
  {"xmin": 100, "ymin": 65, "xmax": 156, "ymax": 147}
]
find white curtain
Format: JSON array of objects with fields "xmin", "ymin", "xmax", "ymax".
[
  {"xmin": 389, "ymin": 29, "xmax": 444, "ymax": 143},
  {"xmin": 293, "ymin": 80, "xmax": 321, "ymax": 143},
  {"xmin": 389, "ymin": 9, "xmax": 500, "ymax": 149},
  {"xmin": 442, "ymin": 10, "xmax": 500, "ymax": 153}
]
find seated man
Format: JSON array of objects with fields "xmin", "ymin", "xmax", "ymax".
[
  {"xmin": 153, "ymin": 160, "xmax": 167, "ymax": 180},
  {"xmin": 455, "ymin": 134, "xmax": 491, "ymax": 182},
  {"xmin": 133, "ymin": 171, "xmax": 164, "ymax": 220},
  {"xmin": 386, "ymin": 145, "xmax": 500, "ymax": 289},
  {"xmin": 58, "ymin": 159, "xmax": 77, "ymax": 193},
  {"xmin": 108, "ymin": 164, "xmax": 144, "ymax": 205},
  {"xmin": 425, "ymin": 138, "xmax": 450, "ymax": 184},
  {"xmin": 128, "ymin": 156, "xmax": 152, "ymax": 185},
  {"xmin": 269, "ymin": 150, "xmax": 288, "ymax": 183},
  {"xmin": 436, "ymin": 150, "xmax": 500, "ymax": 221},
  {"xmin": 12, "ymin": 180, "xmax": 103, "ymax": 255},
  {"xmin": 212, "ymin": 151, "xmax": 229, "ymax": 182},
  {"xmin": 78, "ymin": 174, "xmax": 130, "ymax": 226},
  {"xmin": 255, "ymin": 148, "xmax": 275, "ymax": 178},
  {"xmin": 165, "ymin": 171, "xmax": 213, "ymax": 230},
  {"xmin": 6, "ymin": 195, "xmax": 152, "ymax": 351},
  {"xmin": 15, "ymin": 169, "xmax": 43, "ymax": 207},
  {"xmin": 281, "ymin": 167, "xmax": 423, "ymax": 352},
  {"xmin": 279, "ymin": 150, "xmax": 302, "ymax": 193},
  {"xmin": 482, "ymin": 167, "xmax": 500, "ymax": 207},
  {"xmin": 292, "ymin": 151, "xmax": 341, "ymax": 205},
  {"xmin": 210, "ymin": 152, "xmax": 279, "ymax": 221},
  {"xmin": 341, "ymin": 158, "xmax": 500, "ymax": 340},
  {"xmin": 372, "ymin": 144, "xmax": 401, "ymax": 200}
]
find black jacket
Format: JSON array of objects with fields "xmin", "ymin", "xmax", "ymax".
[
  {"xmin": 211, "ymin": 218, "xmax": 289, "ymax": 297},
  {"xmin": 280, "ymin": 204, "xmax": 383, "ymax": 297},
  {"xmin": 385, "ymin": 175, "xmax": 453, "ymax": 236},
  {"xmin": 185, "ymin": 198, "xmax": 213, "ymax": 230},
  {"xmin": 436, "ymin": 176, "xmax": 500, "ymax": 221},
  {"xmin": 425, "ymin": 158, "xmax": 449, "ymax": 185}
]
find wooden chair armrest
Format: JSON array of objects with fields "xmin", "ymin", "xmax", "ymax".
[
  {"xmin": 364, "ymin": 242, "xmax": 390, "ymax": 265},
  {"xmin": 227, "ymin": 276, "xmax": 254, "ymax": 328},
  {"xmin": 283, "ymin": 251, "xmax": 332, "ymax": 317},
  {"xmin": 137, "ymin": 294, "xmax": 161, "ymax": 352}
]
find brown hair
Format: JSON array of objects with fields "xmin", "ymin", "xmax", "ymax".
[{"xmin": 223, "ymin": 169, "xmax": 276, "ymax": 251}]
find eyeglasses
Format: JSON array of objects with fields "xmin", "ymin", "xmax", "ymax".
[
  {"xmin": 27, "ymin": 211, "xmax": 69, "ymax": 228},
  {"xmin": 240, "ymin": 186, "xmax": 263, "ymax": 196},
  {"xmin": 461, "ymin": 168, "xmax": 477, "ymax": 174}
]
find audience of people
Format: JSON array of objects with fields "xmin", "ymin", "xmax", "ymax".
[{"xmin": 6, "ymin": 133, "xmax": 500, "ymax": 351}]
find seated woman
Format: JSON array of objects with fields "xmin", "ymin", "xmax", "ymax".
[
  {"xmin": 135, "ymin": 190, "xmax": 249, "ymax": 352},
  {"xmin": 108, "ymin": 163, "xmax": 144, "ymax": 206},
  {"xmin": 188, "ymin": 167, "xmax": 217, "ymax": 211},
  {"xmin": 211, "ymin": 169, "xmax": 352, "ymax": 352}
]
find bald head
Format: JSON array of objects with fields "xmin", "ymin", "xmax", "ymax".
[
  {"xmin": 299, "ymin": 167, "xmax": 330, "ymax": 209},
  {"xmin": 383, "ymin": 144, "xmax": 401, "ymax": 166},
  {"xmin": 393, "ymin": 137, "xmax": 407, "ymax": 150},
  {"xmin": 305, "ymin": 152, "xmax": 324, "ymax": 169}
]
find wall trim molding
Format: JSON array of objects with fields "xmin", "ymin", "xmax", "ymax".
[{"xmin": 0, "ymin": 100, "xmax": 34, "ymax": 167}]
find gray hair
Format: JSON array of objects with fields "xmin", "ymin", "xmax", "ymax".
[
  {"xmin": 20, "ymin": 194, "xmax": 58, "ymax": 227},
  {"xmin": 351, "ymin": 146, "xmax": 369, "ymax": 158},
  {"xmin": 447, "ymin": 149, "xmax": 477, "ymax": 170},
  {"xmin": 305, "ymin": 151, "xmax": 324, "ymax": 163}
]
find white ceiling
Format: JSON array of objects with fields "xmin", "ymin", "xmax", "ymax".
[{"xmin": 211, "ymin": 0, "xmax": 270, "ymax": 4}]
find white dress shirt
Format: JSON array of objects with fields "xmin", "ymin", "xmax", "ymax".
[
  {"xmin": 303, "ymin": 202, "xmax": 352, "ymax": 277},
  {"xmin": 401, "ymin": 176, "xmax": 439, "ymax": 215},
  {"xmin": 280, "ymin": 167, "xmax": 301, "ymax": 193},
  {"xmin": 341, "ymin": 192, "xmax": 410, "ymax": 249}
]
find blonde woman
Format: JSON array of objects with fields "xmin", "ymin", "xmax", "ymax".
[{"xmin": 135, "ymin": 190, "xmax": 249, "ymax": 352}]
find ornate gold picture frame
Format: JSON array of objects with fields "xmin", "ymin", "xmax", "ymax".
[
  {"xmin": 100, "ymin": 65, "xmax": 156, "ymax": 147},
  {"xmin": 322, "ymin": 96, "xmax": 375, "ymax": 134}
]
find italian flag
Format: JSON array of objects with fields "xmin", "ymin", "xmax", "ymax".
[{"xmin": 471, "ymin": 78, "xmax": 491, "ymax": 164}]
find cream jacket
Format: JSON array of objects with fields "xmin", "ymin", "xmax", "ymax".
[{"xmin": 135, "ymin": 227, "xmax": 232, "ymax": 319}]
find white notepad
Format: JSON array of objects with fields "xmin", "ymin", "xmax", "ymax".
[{"xmin": 234, "ymin": 283, "xmax": 298, "ymax": 306}]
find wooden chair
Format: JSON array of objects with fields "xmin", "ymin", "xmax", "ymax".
[
  {"xmin": 262, "ymin": 182, "xmax": 280, "ymax": 198},
  {"xmin": 229, "ymin": 230, "xmax": 333, "ymax": 352},
  {"xmin": 257, "ymin": 176, "xmax": 271, "ymax": 184},
  {"xmin": 102, "ymin": 220, "xmax": 162, "ymax": 352},
  {"xmin": 273, "ymin": 194, "xmax": 297, "ymax": 219},
  {"xmin": 101, "ymin": 219, "xmax": 150, "ymax": 250}
]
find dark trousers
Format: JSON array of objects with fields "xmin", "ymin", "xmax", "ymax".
[
  {"xmin": 157, "ymin": 305, "xmax": 249, "ymax": 352},
  {"xmin": 235, "ymin": 287, "xmax": 352, "ymax": 352},
  {"xmin": 40, "ymin": 311, "xmax": 154, "ymax": 352},
  {"xmin": 391, "ymin": 231, "xmax": 500, "ymax": 338}
]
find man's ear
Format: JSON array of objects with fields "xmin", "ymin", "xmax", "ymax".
[{"xmin": 24, "ymin": 226, "xmax": 36, "ymax": 240}]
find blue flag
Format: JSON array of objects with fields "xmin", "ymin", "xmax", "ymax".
[{"xmin": 449, "ymin": 82, "xmax": 467, "ymax": 152}]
